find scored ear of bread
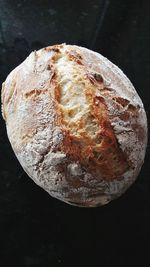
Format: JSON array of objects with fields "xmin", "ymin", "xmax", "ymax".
[{"xmin": 1, "ymin": 44, "xmax": 147, "ymax": 207}]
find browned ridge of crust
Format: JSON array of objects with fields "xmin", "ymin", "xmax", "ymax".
[{"xmin": 46, "ymin": 45, "xmax": 129, "ymax": 180}]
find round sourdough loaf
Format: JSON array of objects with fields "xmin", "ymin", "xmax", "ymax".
[{"xmin": 1, "ymin": 44, "xmax": 147, "ymax": 207}]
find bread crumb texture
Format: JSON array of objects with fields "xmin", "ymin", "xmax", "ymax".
[{"xmin": 1, "ymin": 44, "xmax": 147, "ymax": 207}]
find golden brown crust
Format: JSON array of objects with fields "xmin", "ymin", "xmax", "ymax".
[
  {"xmin": 49, "ymin": 48, "xmax": 129, "ymax": 179},
  {"xmin": 1, "ymin": 43, "xmax": 147, "ymax": 207}
]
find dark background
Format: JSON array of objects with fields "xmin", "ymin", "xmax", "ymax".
[{"xmin": 0, "ymin": 0, "xmax": 150, "ymax": 266}]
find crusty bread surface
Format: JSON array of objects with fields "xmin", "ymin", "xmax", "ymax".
[{"xmin": 1, "ymin": 44, "xmax": 147, "ymax": 207}]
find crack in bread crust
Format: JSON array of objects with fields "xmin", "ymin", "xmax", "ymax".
[{"xmin": 51, "ymin": 48, "xmax": 129, "ymax": 179}]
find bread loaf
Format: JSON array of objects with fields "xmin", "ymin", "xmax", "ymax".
[{"xmin": 1, "ymin": 44, "xmax": 147, "ymax": 207}]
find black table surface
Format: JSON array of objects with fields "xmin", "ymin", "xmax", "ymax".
[{"xmin": 0, "ymin": 1, "xmax": 150, "ymax": 266}]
